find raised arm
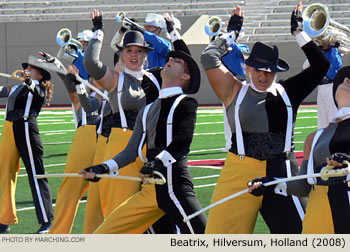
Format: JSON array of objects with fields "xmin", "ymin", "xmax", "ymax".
[
  {"xmin": 84, "ymin": 9, "xmax": 118, "ymax": 93},
  {"xmin": 201, "ymin": 34, "xmax": 242, "ymax": 108},
  {"xmin": 281, "ymin": 2, "xmax": 330, "ymax": 107},
  {"xmin": 200, "ymin": 6, "xmax": 243, "ymax": 107}
]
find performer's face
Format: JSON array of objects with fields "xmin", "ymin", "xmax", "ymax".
[
  {"xmin": 122, "ymin": 45, "xmax": 146, "ymax": 70},
  {"xmin": 24, "ymin": 65, "xmax": 43, "ymax": 81},
  {"xmin": 247, "ymin": 66, "xmax": 276, "ymax": 91},
  {"xmin": 162, "ymin": 57, "xmax": 190, "ymax": 89},
  {"xmin": 335, "ymin": 77, "xmax": 350, "ymax": 108}
]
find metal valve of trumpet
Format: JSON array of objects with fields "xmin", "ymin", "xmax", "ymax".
[
  {"xmin": 56, "ymin": 28, "xmax": 83, "ymax": 60},
  {"xmin": 303, "ymin": 3, "xmax": 350, "ymax": 54},
  {"xmin": 116, "ymin": 11, "xmax": 144, "ymax": 31},
  {"xmin": 205, "ymin": 16, "xmax": 223, "ymax": 37}
]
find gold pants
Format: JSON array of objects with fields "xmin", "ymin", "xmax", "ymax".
[
  {"xmin": 49, "ymin": 125, "xmax": 97, "ymax": 234},
  {"xmin": 94, "ymin": 183, "xmax": 164, "ymax": 234},
  {"xmin": 302, "ymin": 185, "xmax": 334, "ymax": 234},
  {"xmin": 0, "ymin": 121, "xmax": 20, "ymax": 225},
  {"xmin": 83, "ymin": 134, "xmax": 108, "ymax": 234},
  {"xmin": 99, "ymin": 127, "xmax": 144, "ymax": 218},
  {"xmin": 205, "ymin": 152, "xmax": 266, "ymax": 233}
]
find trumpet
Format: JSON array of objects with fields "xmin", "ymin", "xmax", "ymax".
[
  {"xmin": 303, "ymin": 3, "xmax": 350, "ymax": 54},
  {"xmin": 205, "ymin": 16, "xmax": 223, "ymax": 37},
  {"xmin": 0, "ymin": 70, "xmax": 25, "ymax": 82},
  {"xmin": 116, "ymin": 11, "xmax": 144, "ymax": 31},
  {"xmin": 56, "ymin": 28, "xmax": 83, "ymax": 60}
]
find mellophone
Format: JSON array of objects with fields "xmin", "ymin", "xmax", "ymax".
[
  {"xmin": 0, "ymin": 70, "xmax": 25, "ymax": 82},
  {"xmin": 56, "ymin": 28, "xmax": 83, "ymax": 59},
  {"xmin": 203, "ymin": 3, "xmax": 350, "ymax": 55}
]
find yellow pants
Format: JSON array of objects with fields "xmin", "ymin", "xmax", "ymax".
[
  {"xmin": 94, "ymin": 183, "xmax": 164, "ymax": 234},
  {"xmin": 99, "ymin": 127, "xmax": 144, "ymax": 218},
  {"xmin": 302, "ymin": 185, "xmax": 334, "ymax": 234},
  {"xmin": 83, "ymin": 134, "xmax": 108, "ymax": 234},
  {"xmin": 205, "ymin": 152, "xmax": 266, "ymax": 234},
  {"xmin": 0, "ymin": 121, "xmax": 20, "ymax": 225},
  {"xmin": 49, "ymin": 125, "xmax": 97, "ymax": 234}
]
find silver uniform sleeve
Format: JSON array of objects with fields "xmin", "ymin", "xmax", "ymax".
[
  {"xmin": 200, "ymin": 37, "xmax": 229, "ymax": 70},
  {"xmin": 83, "ymin": 39, "xmax": 108, "ymax": 81}
]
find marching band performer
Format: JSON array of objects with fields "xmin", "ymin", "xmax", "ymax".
[
  {"xmin": 82, "ymin": 9, "xmax": 154, "ymax": 231},
  {"xmin": 111, "ymin": 12, "xmax": 172, "ymax": 69},
  {"xmin": 43, "ymin": 59, "xmax": 106, "ymax": 234},
  {"xmin": 83, "ymin": 9, "xmax": 194, "ymax": 233},
  {"xmin": 201, "ymin": 2, "xmax": 329, "ymax": 233},
  {"xmin": 80, "ymin": 47, "xmax": 207, "ymax": 234},
  {"xmin": 316, "ymin": 41, "xmax": 343, "ymax": 128},
  {"xmin": 74, "ymin": 29, "xmax": 94, "ymax": 80},
  {"xmin": 219, "ymin": 6, "xmax": 249, "ymax": 152},
  {"xmin": 0, "ymin": 60, "xmax": 54, "ymax": 234},
  {"xmin": 249, "ymin": 66, "xmax": 350, "ymax": 234}
]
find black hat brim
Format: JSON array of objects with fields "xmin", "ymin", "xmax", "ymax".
[
  {"xmin": 332, "ymin": 66, "xmax": 350, "ymax": 108},
  {"xmin": 117, "ymin": 43, "xmax": 153, "ymax": 53},
  {"xmin": 166, "ymin": 50, "xmax": 201, "ymax": 94},
  {"xmin": 245, "ymin": 58, "xmax": 289, "ymax": 73},
  {"xmin": 22, "ymin": 62, "xmax": 51, "ymax": 81}
]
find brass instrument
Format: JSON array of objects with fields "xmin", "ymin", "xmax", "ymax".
[
  {"xmin": 303, "ymin": 3, "xmax": 350, "ymax": 54},
  {"xmin": 116, "ymin": 11, "xmax": 144, "ymax": 31},
  {"xmin": 56, "ymin": 28, "xmax": 83, "ymax": 59},
  {"xmin": 205, "ymin": 16, "xmax": 223, "ymax": 37},
  {"xmin": 0, "ymin": 70, "xmax": 25, "ymax": 82}
]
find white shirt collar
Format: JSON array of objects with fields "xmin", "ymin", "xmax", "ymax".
[
  {"xmin": 334, "ymin": 107, "xmax": 350, "ymax": 121},
  {"xmin": 248, "ymin": 81, "xmax": 278, "ymax": 96},
  {"xmin": 159, "ymin": 87, "xmax": 183, "ymax": 99},
  {"xmin": 124, "ymin": 67, "xmax": 143, "ymax": 81},
  {"xmin": 22, "ymin": 80, "xmax": 39, "ymax": 86}
]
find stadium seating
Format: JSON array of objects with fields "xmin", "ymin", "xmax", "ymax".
[{"xmin": 0, "ymin": 0, "xmax": 349, "ymax": 43}]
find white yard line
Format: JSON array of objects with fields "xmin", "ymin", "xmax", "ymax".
[
  {"xmin": 190, "ymin": 148, "xmax": 224, "ymax": 153},
  {"xmin": 17, "ymin": 200, "xmax": 86, "ymax": 212}
]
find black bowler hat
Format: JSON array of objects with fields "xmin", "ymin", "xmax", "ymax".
[
  {"xmin": 245, "ymin": 42, "xmax": 289, "ymax": 73},
  {"xmin": 165, "ymin": 50, "xmax": 201, "ymax": 94},
  {"xmin": 119, "ymin": 30, "xmax": 153, "ymax": 52},
  {"xmin": 21, "ymin": 63, "xmax": 51, "ymax": 82},
  {"xmin": 333, "ymin": 66, "xmax": 350, "ymax": 108}
]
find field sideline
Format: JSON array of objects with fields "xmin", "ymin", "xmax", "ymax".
[{"xmin": 0, "ymin": 105, "xmax": 318, "ymax": 234}]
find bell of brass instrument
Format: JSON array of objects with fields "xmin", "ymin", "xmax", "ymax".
[
  {"xmin": 56, "ymin": 28, "xmax": 83, "ymax": 59},
  {"xmin": 303, "ymin": 3, "xmax": 350, "ymax": 54},
  {"xmin": 116, "ymin": 11, "xmax": 144, "ymax": 31},
  {"xmin": 0, "ymin": 70, "xmax": 25, "ymax": 82},
  {"xmin": 205, "ymin": 16, "xmax": 223, "ymax": 37}
]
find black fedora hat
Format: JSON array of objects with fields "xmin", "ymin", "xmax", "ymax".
[
  {"xmin": 165, "ymin": 50, "xmax": 201, "ymax": 94},
  {"xmin": 245, "ymin": 42, "xmax": 289, "ymax": 73},
  {"xmin": 118, "ymin": 30, "xmax": 153, "ymax": 52},
  {"xmin": 333, "ymin": 66, "xmax": 350, "ymax": 108},
  {"xmin": 22, "ymin": 63, "xmax": 51, "ymax": 82}
]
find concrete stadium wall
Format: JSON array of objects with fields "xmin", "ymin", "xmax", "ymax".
[{"xmin": 1, "ymin": 17, "xmax": 349, "ymax": 106}]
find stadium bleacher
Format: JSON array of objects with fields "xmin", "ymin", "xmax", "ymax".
[{"xmin": 0, "ymin": 0, "xmax": 349, "ymax": 43}]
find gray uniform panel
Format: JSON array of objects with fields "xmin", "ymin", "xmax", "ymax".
[{"xmin": 226, "ymin": 86, "xmax": 269, "ymax": 133}]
